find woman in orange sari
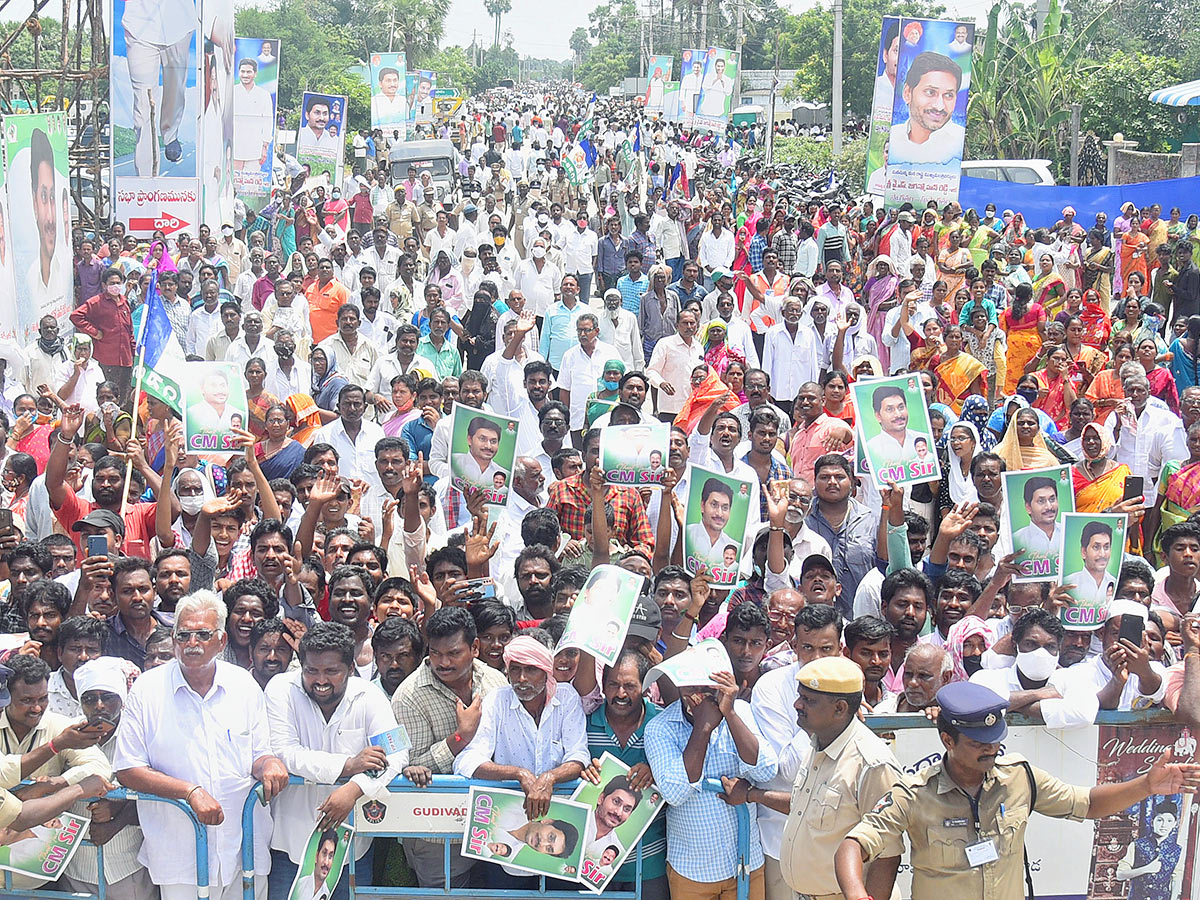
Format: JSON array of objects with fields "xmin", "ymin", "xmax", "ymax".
[
  {"xmin": 1085, "ymin": 339, "xmax": 1133, "ymax": 423},
  {"xmin": 1032, "ymin": 344, "xmax": 1077, "ymax": 429},
  {"xmin": 934, "ymin": 324, "xmax": 987, "ymax": 414},
  {"xmin": 1119, "ymin": 218, "xmax": 1150, "ymax": 288},
  {"xmin": 999, "ymin": 282, "xmax": 1047, "ymax": 394},
  {"xmin": 1072, "ymin": 422, "xmax": 1131, "ymax": 513}
]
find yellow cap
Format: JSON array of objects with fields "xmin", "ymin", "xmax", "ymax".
[{"xmin": 796, "ymin": 657, "xmax": 864, "ymax": 694}]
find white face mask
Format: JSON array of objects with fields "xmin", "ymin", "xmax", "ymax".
[
  {"xmin": 1015, "ymin": 646, "xmax": 1059, "ymax": 682},
  {"xmin": 178, "ymin": 495, "xmax": 205, "ymax": 515},
  {"xmin": 531, "ymin": 246, "xmax": 546, "ymax": 259}
]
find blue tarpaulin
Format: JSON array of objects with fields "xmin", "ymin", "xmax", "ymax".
[{"xmin": 957, "ymin": 174, "xmax": 1200, "ymax": 229}]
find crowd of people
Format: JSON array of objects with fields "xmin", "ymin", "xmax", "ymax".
[{"xmin": 0, "ymin": 83, "xmax": 1193, "ymax": 900}]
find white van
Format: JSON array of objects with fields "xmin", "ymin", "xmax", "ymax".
[{"xmin": 961, "ymin": 159, "xmax": 1056, "ymax": 186}]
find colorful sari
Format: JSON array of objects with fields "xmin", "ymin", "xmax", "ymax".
[
  {"xmin": 1071, "ymin": 423, "xmax": 1130, "ymax": 512},
  {"xmin": 1155, "ymin": 459, "xmax": 1200, "ymax": 559},
  {"xmin": 935, "ymin": 352, "xmax": 987, "ymax": 414},
  {"xmin": 1000, "ymin": 304, "xmax": 1045, "ymax": 394},
  {"xmin": 1033, "ymin": 369, "xmax": 1070, "ymax": 429},
  {"xmin": 702, "ymin": 321, "xmax": 747, "ymax": 378},
  {"xmin": 1119, "ymin": 231, "xmax": 1149, "ymax": 287},
  {"xmin": 1146, "ymin": 366, "xmax": 1180, "ymax": 415},
  {"xmin": 994, "ymin": 408, "xmax": 1061, "ymax": 471},
  {"xmin": 287, "ymin": 393, "xmax": 324, "ymax": 447},
  {"xmin": 245, "ymin": 390, "xmax": 280, "ymax": 439},
  {"xmin": 863, "ymin": 256, "xmax": 899, "ymax": 372},
  {"xmin": 966, "ymin": 224, "xmax": 996, "ymax": 269},
  {"xmin": 1082, "ymin": 245, "xmax": 1114, "ymax": 313},
  {"xmin": 1168, "ymin": 337, "xmax": 1200, "ymax": 393},
  {"xmin": 1032, "ymin": 270, "xmax": 1067, "ymax": 315}
]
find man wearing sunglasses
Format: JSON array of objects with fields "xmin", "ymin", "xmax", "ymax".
[{"xmin": 114, "ymin": 590, "xmax": 289, "ymax": 900}]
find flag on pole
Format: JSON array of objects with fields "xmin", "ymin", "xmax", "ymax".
[
  {"xmin": 134, "ymin": 273, "xmax": 189, "ymax": 411},
  {"xmin": 576, "ymin": 93, "xmax": 597, "ymax": 144},
  {"xmin": 632, "ymin": 122, "xmax": 641, "ymax": 153},
  {"xmin": 579, "ymin": 138, "xmax": 598, "ymax": 169},
  {"xmin": 667, "ymin": 162, "xmax": 681, "ymax": 193}
]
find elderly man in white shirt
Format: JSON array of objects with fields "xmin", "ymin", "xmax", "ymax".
[
  {"xmin": 762, "ymin": 296, "xmax": 820, "ymax": 406},
  {"xmin": 453, "ymin": 635, "xmax": 589, "ymax": 888},
  {"xmin": 597, "ymin": 288, "xmax": 645, "ymax": 370},
  {"xmin": 513, "ymin": 238, "xmax": 563, "ymax": 319},
  {"xmin": 265, "ymin": 621, "xmax": 406, "ymax": 899},
  {"xmin": 647, "ymin": 308, "xmax": 703, "ymax": 419},
  {"xmin": 558, "ymin": 312, "xmax": 620, "ymax": 436},
  {"xmin": 113, "ymin": 591, "xmax": 290, "ymax": 900},
  {"xmin": 1104, "ymin": 366, "xmax": 1187, "ymax": 507},
  {"xmin": 1058, "ymin": 600, "xmax": 1167, "ymax": 712}
]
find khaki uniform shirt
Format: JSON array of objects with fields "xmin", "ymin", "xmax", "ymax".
[
  {"xmin": 780, "ymin": 718, "xmax": 901, "ymax": 896},
  {"xmin": 846, "ymin": 753, "xmax": 1091, "ymax": 900},
  {"xmin": 0, "ymin": 710, "xmax": 112, "ymax": 788},
  {"xmin": 385, "ymin": 201, "xmax": 419, "ymax": 241}
]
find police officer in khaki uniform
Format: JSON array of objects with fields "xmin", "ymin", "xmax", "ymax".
[
  {"xmin": 835, "ymin": 682, "xmax": 1200, "ymax": 900},
  {"xmin": 722, "ymin": 657, "xmax": 903, "ymax": 900}
]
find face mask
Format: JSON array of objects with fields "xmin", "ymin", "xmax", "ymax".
[
  {"xmin": 602, "ymin": 379, "xmax": 620, "ymax": 391},
  {"xmin": 1016, "ymin": 388, "xmax": 1038, "ymax": 404},
  {"xmin": 275, "ymin": 344, "xmax": 295, "ymax": 359},
  {"xmin": 221, "ymin": 226, "xmax": 234, "ymax": 237},
  {"xmin": 331, "ymin": 191, "xmax": 341, "ymax": 200},
  {"xmin": 532, "ymin": 246, "xmax": 546, "ymax": 259},
  {"xmin": 962, "ymin": 655, "xmax": 984, "ymax": 676},
  {"xmin": 1016, "ymin": 647, "xmax": 1059, "ymax": 681},
  {"xmin": 179, "ymin": 495, "xmax": 205, "ymax": 515},
  {"xmin": 105, "ymin": 284, "xmax": 122, "ymax": 296},
  {"xmin": 494, "ymin": 237, "xmax": 506, "ymax": 247}
]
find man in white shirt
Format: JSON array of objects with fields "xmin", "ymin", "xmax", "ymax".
[
  {"xmin": 232, "ymin": 59, "xmax": 274, "ymax": 172},
  {"xmin": 558, "ymin": 313, "xmax": 619, "ymax": 437},
  {"xmin": 513, "ymin": 239, "xmax": 563, "ymax": 319},
  {"xmin": 882, "ymin": 288, "xmax": 935, "ymax": 372},
  {"xmin": 1058, "ymin": 600, "xmax": 1167, "ymax": 711},
  {"xmin": 698, "ymin": 214, "xmax": 735, "ymax": 288},
  {"xmin": 113, "ymin": 591, "xmax": 289, "ymax": 900},
  {"xmin": 888, "ymin": 52, "xmax": 967, "ymax": 166},
  {"xmin": 598, "ymin": 288, "xmax": 644, "ymax": 370},
  {"xmin": 647, "ymin": 308, "xmax": 703, "ymax": 419},
  {"xmin": 453, "ymin": 635, "xmax": 589, "ymax": 887},
  {"xmin": 265, "ymin": 330, "xmax": 311, "ymax": 399},
  {"xmin": 1105, "ymin": 369, "xmax": 1187, "ymax": 506},
  {"xmin": 315, "ymin": 385, "xmax": 387, "ymax": 494},
  {"xmin": 185, "ymin": 279, "xmax": 223, "ymax": 359},
  {"xmin": 562, "ymin": 219, "xmax": 598, "ymax": 302},
  {"xmin": 762, "ymin": 297, "xmax": 819, "ymax": 406},
  {"xmin": 265, "ymin": 622, "xmax": 405, "ymax": 898}
]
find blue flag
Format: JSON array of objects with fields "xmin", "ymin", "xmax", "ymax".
[
  {"xmin": 580, "ymin": 138, "xmax": 598, "ymax": 169},
  {"xmin": 667, "ymin": 162, "xmax": 682, "ymax": 193},
  {"xmin": 135, "ymin": 273, "xmax": 188, "ymax": 410},
  {"xmin": 633, "ymin": 122, "xmax": 641, "ymax": 153}
]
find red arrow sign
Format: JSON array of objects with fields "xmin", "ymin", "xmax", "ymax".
[{"xmin": 129, "ymin": 214, "xmax": 191, "ymax": 235}]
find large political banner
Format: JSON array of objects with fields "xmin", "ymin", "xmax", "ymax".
[
  {"xmin": 407, "ymin": 71, "xmax": 436, "ymax": 134},
  {"xmin": 369, "ymin": 52, "xmax": 408, "ymax": 131},
  {"xmin": 643, "ymin": 55, "xmax": 673, "ymax": 114},
  {"xmin": 678, "ymin": 49, "xmax": 707, "ymax": 127},
  {"xmin": 4, "ymin": 113, "xmax": 72, "ymax": 341},
  {"xmin": 692, "ymin": 47, "xmax": 739, "ymax": 133},
  {"xmin": 0, "ymin": 139, "xmax": 18, "ymax": 340},
  {"xmin": 297, "ymin": 92, "xmax": 347, "ymax": 186},
  {"xmin": 231, "ymin": 37, "xmax": 280, "ymax": 215},
  {"xmin": 200, "ymin": 0, "xmax": 236, "ymax": 229},
  {"xmin": 865, "ymin": 16, "xmax": 900, "ymax": 195},
  {"xmin": 882, "ymin": 18, "xmax": 974, "ymax": 210}
]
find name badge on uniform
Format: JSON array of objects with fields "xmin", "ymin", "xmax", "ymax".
[
  {"xmin": 965, "ymin": 839, "xmax": 999, "ymax": 868},
  {"xmin": 943, "ymin": 818, "xmax": 969, "ymax": 828}
]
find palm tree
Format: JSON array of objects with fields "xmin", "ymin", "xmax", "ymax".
[{"xmin": 484, "ymin": 0, "xmax": 511, "ymax": 48}]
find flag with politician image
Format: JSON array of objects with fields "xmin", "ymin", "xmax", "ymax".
[{"xmin": 287, "ymin": 822, "xmax": 355, "ymax": 900}]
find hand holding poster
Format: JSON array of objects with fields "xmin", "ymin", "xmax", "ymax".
[
  {"xmin": 182, "ymin": 361, "xmax": 250, "ymax": 455},
  {"xmin": 683, "ymin": 465, "xmax": 753, "ymax": 585},
  {"xmin": 288, "ymin": 822, "xmax": 355, "ymax": 900},
  {"xmin": 461, "ymin": 786, "xmax": 590, "ymax": 882},
  {"xmin": 1002, "ymin": 466, "xmax": 1075, "ymax": 582},
  {"xmin": 1058, "ymin": 512, "xmax": 1126, "ymax": 627},
  {"xmin": 600, "ymin": 423, "xmax": 669, "ymax": 488},
  {"xmin": 449, "ymin": 405, "xmax": 519, "ymax": 507},
  {"xmin": 555, "ymin": 565, "xmax": 647, "ymax": 667},
  {"xmin": 851, "ymin": 372, "xmax": 941, "ymax": 488},
  {"xmin": 0, "ymin": 812, "xmax": 89, "ymax": 883},
  {"xmin": 642, "ymin": 638, "xmax": 733, "ymax": 692},
  {"xmin": 570, "ymin": 754, "xmax": 666, "ymax": 894}
]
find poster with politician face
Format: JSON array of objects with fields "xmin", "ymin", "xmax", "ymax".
[
  {"xmin": 692, "ymin": 47, "xmax": 739, "ymax": 133},
  {"xmin": 1058, "ymin": 512, "xmax": 1125, "ymax": 627},
  {"xmin": 865, "ymin": 16, "xmax": 901, "ymax": 194},
  {"xmin": 678, "ymin": 48, "xmax": 707, "ymax": 127},
  {"xmin": 369, "ymin": 52, "xmax": 408, "ymax": 129},
  {"xmin": 883, "ymin": 18, "xmax": 973, "ymax": 209},
  {"xmin": 643, "ymin": 55, "xmax": 673, "ymax": 115},
  {"xmin": 449, "ymin": 405, "xmax": 518, "ymax": 507},
  {"xmin": 4, "ymin": 113, "xmax": 72, "ymax": 342},
  {"xmin": 851, "ymin": 372, "xmax": 941, "ymax": 488},
  {"xmin": 297, "ymin": 92, "xmax": 347, "ymax": 186},
  {"xmin": 182, "ymin": 361, "xmax": 250, "ymax": 456},
  {"xmin": 683, "ymin": 465, "xmax": 752, "ymax": 585},
  {"xmin": 462, "ymin": 786, "xmax": 590, "ymax": 882},
  {"xmin": 1002, "ymin": 466, "xmax": 1075, "ymax": 584},
  {"xmin": 287, "ymin": 822, "xmax": 354, "ymax": 900},
  {"xmin": 407, "ymin": 71, "xmax": 437, "ymax": 133},
  {"xmin": 231, "ymin": 38, "xmax": 280, "ymax": 214}
]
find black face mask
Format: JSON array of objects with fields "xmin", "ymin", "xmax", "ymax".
[
  {"xmin": 1016, "ymin": 388, "xmax": 1038, "ymax": 404},
  {"xmin": 275, "ymin": 344, "xmax": 295, "ymax": 359},
  {"xmin": 963, "ymin": 655, "xmax": 984, "ymax": 676}
]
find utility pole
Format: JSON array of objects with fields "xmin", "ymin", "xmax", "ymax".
[
  {"xmin": 766, "ymin": 36, "xmax": 779, "ymax": 164},
  {"xmin": 734, "ymin": 0, "xmax": 744, "ymax": 110},
  {"xmin": 1069, "ymin": 102, "xmax": 1081, "ymax": 186},
  {"xmin": 700, "ymin": 0, "xmax": 708, "ymax": 49},
  {"xmin": 388, "ymin": 5, "xmax": 396, "ymax": 51},
  {"xmin": 831, "ymin": 0, "xmax": 842, "ymax": 154}
]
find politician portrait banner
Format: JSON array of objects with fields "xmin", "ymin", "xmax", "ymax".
[
  {"xmin": 643, "ymin": 55, "xmax": 673, "ymax": 114},
  {"xmin": 865, "ymin": 16, "xmax": 901, "ymax": 195},
  {"xmin": 883, "ymin": 18, "xmax": 973, "ymax": 209},
  {"xmin": 678, "ymin": 49, "xmax": 707, "ymax": 127},
  {"xmin": 369, "ymin": 52, "xmax": 408, "ymax": 130},
  {"xmin": 1001, "ymin": 465, "xmax": 1075, "ymax": 584},
  {"xmin": 199, "ymin": 0, "xmax": 236, "ymax": 229},
  {"xmin": 1057, "ymin": 512, "xmax": 1126, "ymax": 627},
  {"xmin": 4, "ymin": 112, "xmax": 72, "ymax": 341},
  {"xmin": 683, "ymin": 465, "xmax": 752, "ymax": 585},
  {"xmin": 407, "ymin": 71, "xmax": 436, "ymax": 133},
  {"xmin": 692, "ymin": 47, "xmax": 739, "ymax": 133},
  {"xmin": 297, "ymin": 91, "xmax": 347, "ymax": 185},
  {"xmin": 231, "ymin": 38, "xmax": 280, "ymax": 214},
  {"xmin": 449, "ymin": 405, "xmax": 519, "ymax": 507}
]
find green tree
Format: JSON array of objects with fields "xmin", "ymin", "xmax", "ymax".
[
  {"xmin": 484, "ymin": 0, "xmax": 512, "ymax": 48},
  {"xmin": 776, "ymin": 0, "xmax": 946, "ymax": 115},
  {"xmin": 1071, "ymin": 51, "xmax": 1191, "ymax": 153},
  {"xmin": 569, "ymin": 27, "xmax": 590, "ymax": 60},
  {"xmin": 423, "ymin": 46, "xmax": 475, "ymax": 92}
]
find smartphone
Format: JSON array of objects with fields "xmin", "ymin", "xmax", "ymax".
[
  {"xmin": 461, "ymin": 577, "xmax": 496, "ymax": 602},
  {"xmin": 0, "ymin": 509, "xmax": 13, "ymax": 534},
  {"xmin": 86, "ymin": 534, "xmax": 108, "ymax": 559},
  {"xmin": 1123, "ymin": 476, "xmax": 1145, "ymax": 502},
  {"xmin": 1118, "ymin": 614, "xmax": 1144, "ymax": 648}
]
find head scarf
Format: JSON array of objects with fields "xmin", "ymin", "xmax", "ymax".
[
  {"xmin": 994, "ymin": 402, "xmax": 1059, "ymax": 471},
  {"xmin": 171, "ymin": 466, "xmax": 216, "ymax": 507},
  {"xmin": 946, "ymin": 615, "xmax": 995, "ymax": 682},
  {"xmin": 928, "ymin": 402, "xmax": 959, "ymax": 441},
  {"xmin": 1080, "ymin": 421, "xmax": 1116, "ymax": 461},
  {"xmin": 310, "ymin": 348, "xmax": 339, "ymax": 393},
  {"xmin": 502, "ymin": 635, "xmax": 557, "ymax": 702},
  {"xmin": 958, "ymin": 396, "xmax": 995, "ymax": 450},
  {"xmin": 595, "ymin": 358, "xmax": 626, "ymax": 393},
  {"xmin": 74, "ymin": 656, "xmax": 131, "ymax": 701},
  {"xmin": 944, "ymin": 420, "xmax": 982, "ymax": 505},
  {"xmin": 287, "ymin": 394, "xmax": 323, "ymax": 447},
  {"xmin": 143, "ymin": 240, "xmax": 178, "ymax": 274}
]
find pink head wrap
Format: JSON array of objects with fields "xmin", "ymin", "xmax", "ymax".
[
  {"xmin": 503, "ymin": 635, "xmax": 557, "ymax": 701},
  {"xmin": 946, "ymin": 615, "xmax": 995, "ymax": 682}
]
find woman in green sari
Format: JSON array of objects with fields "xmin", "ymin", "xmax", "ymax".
[
  {"xmin": 584, "ymin": 359, "xmax": 626, "ymax": 427},
  {"xmin": 1146, "ymin": 421, "xmax": 1200, "ymax": 565},
  {"xmin": 965, "ymin": 210, "xmax": 998, "ymax": 268}
]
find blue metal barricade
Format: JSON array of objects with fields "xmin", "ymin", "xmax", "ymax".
[
  {"xmin": 240, "ymin": 774, "xmax": 754, "ymax": 900},
  {"xmin": 0, "ymin": 787, "xmax": 209, "ymax": 900}
]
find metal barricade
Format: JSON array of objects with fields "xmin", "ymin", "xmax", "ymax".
[
  {"xmin": 240, "ymin": 774, "xmax": 754, "ymax": 900},
  {"xmin": 0, "ymin": 787, "xmax": 209, "ymax": 900}
]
